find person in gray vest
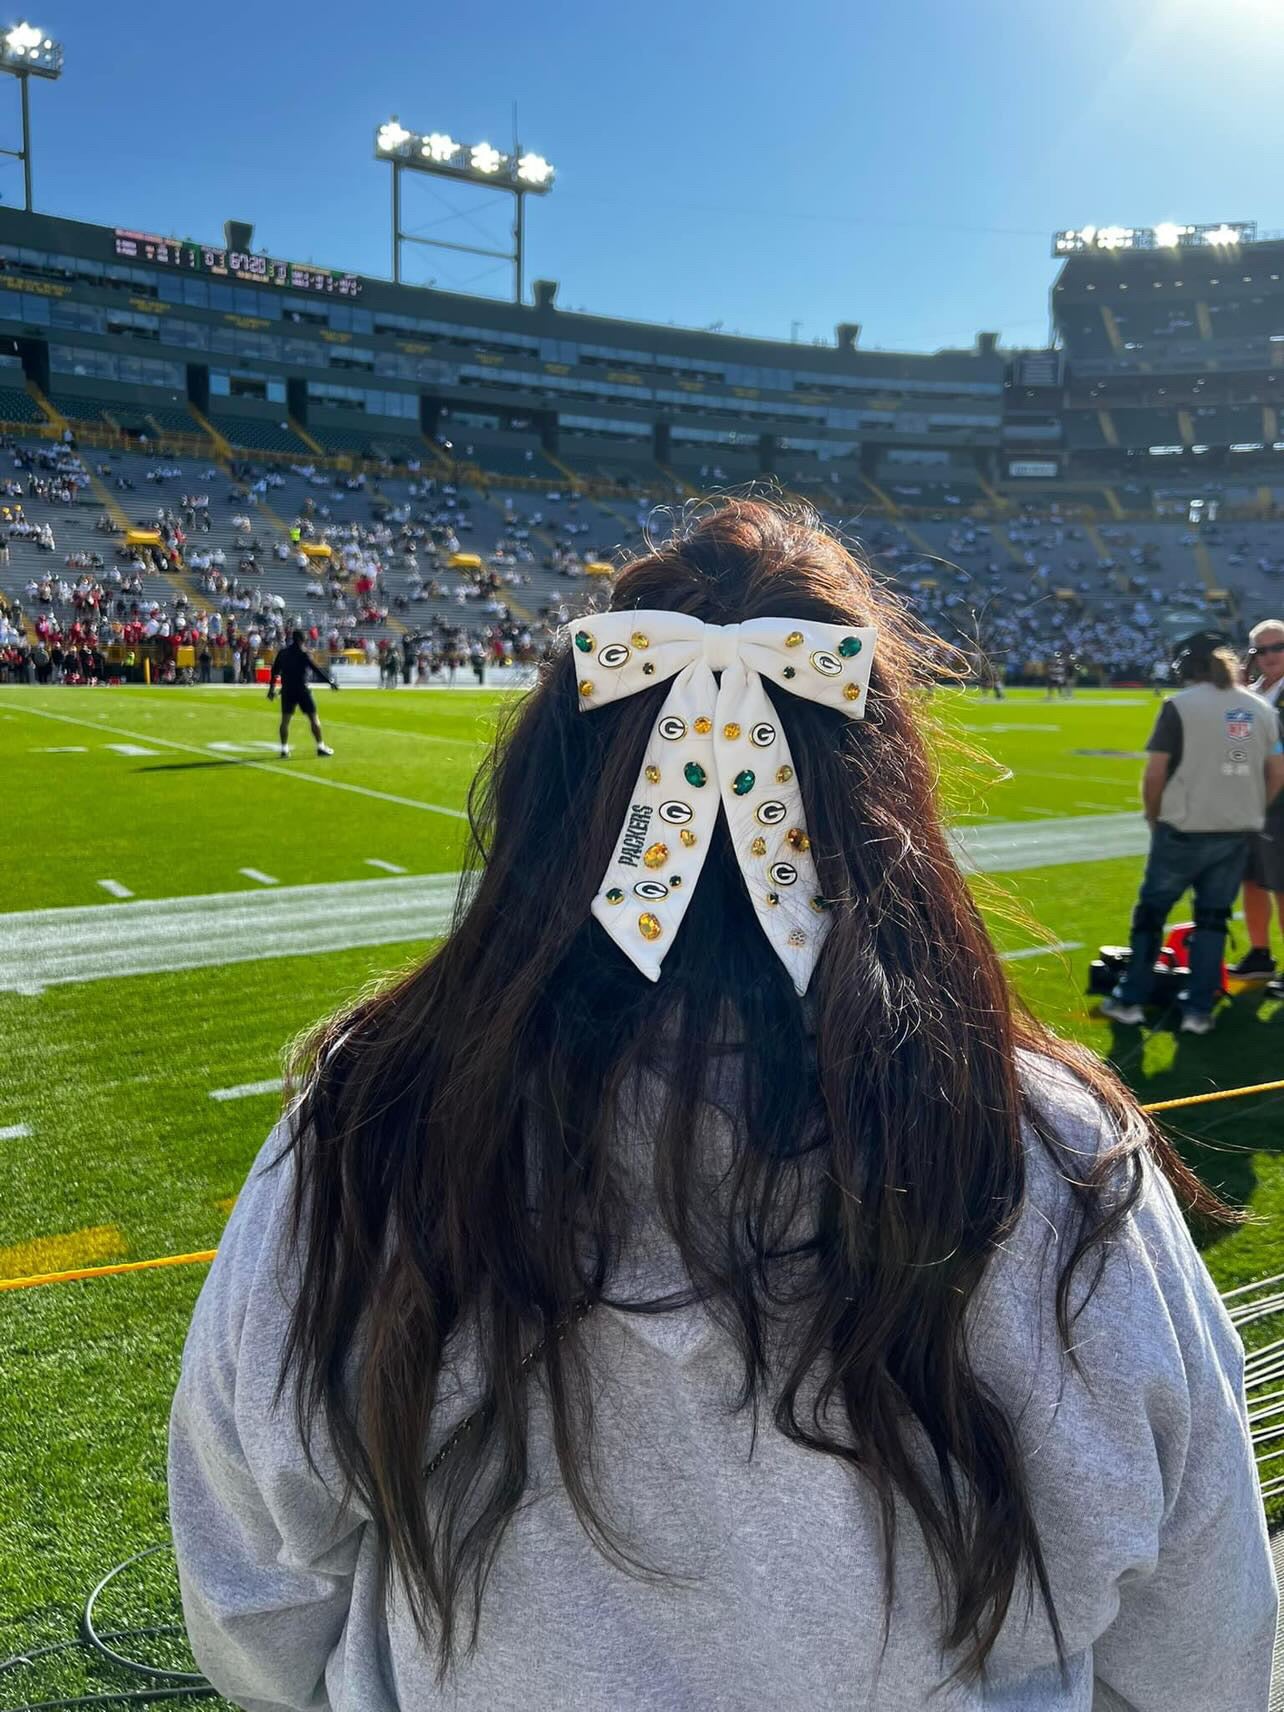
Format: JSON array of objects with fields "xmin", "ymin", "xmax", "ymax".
[
  {"xmin": 1231, "ymin": 617, "xmax": 1284, "ymax": 979},
  {"xmin": 1102, "ymin": 631, "xmax": 1284, "ymax": 1034}
]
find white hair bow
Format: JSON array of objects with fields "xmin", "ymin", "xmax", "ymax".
[{"xmin": 568, "ymin": 610, "xmax": 876, "ymax": 993}]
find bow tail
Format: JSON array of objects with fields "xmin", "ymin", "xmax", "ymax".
[
  {"xmin": 713, "ymin": 663, "xmax": 832, "ymax": 995},
  {"xmin": 589, "ymin": 660, "xmax": 720, "ymax": 982}
]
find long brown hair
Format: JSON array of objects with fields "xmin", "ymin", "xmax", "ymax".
[{"xmin": 279, "ymin": 496, "xmax": 1230, "ymax": 1678}]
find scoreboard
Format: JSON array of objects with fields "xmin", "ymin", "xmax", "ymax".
[{"xmin": 113, "ymin": 229, "xmax": 363, "ymax": 296}]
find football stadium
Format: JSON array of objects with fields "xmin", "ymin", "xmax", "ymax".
[{"xmin": 3, "ymin": 15, "xmax": 1284, "ymax": 1710}]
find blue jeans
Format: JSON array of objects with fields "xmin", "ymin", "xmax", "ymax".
[{"xmin": 1114, "ymin": 821, "xmax": 1250, "ymax": 1015}]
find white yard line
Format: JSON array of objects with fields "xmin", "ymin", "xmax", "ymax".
[
  {"xmin": 97, "ymin": 879, "xmax": 134, "ymax": 899},
  {"xmin": 105, "ymin": 743, "xmax": 160, "ymax": 757},
  {"xmin": 365, "ymin": 858, "xmax": 408, "ymax": 874},
  {"xmin": 0, "ymin": 1122, "xmax": 32, "ymax": 1141},
  {"xmin": 0, "ymin": 703, "xmax": 468, "ymax": 819},
  {"xmin": 239, "ymin": 868, "xmax": 279, "ymax": 887},
  {"xmin": 1074, "ymin": 799, "xmax": 1130, "ymax": 812},
  {"xmin": 209, "ymin": 1079, "xmax": 283, "ymax": 1102},
  {"xmin": 0, "ymin": 872, "xmax": 464, "ymax": 994},
  {"xmin": 1000, "ymin": 940, "xmax": 1083, "ymax": 962},
  {"xmin": 32, "ymin": 745, "xmax": 87, "ymax": 753}
]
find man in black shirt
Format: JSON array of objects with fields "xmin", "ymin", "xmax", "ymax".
[{"xmin": 267, "ymin": 629, "xmax": 337, "ymax": 758}]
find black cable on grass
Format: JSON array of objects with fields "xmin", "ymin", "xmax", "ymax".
[
  {"xmin": 80, "ymin": 1549, "xmax": 205, "ymax": 1686},
  {"xmin": 0, "ymin": 1544, "xmax": 218, "ymax": 1712},
  {"xmin": 6, "ymin": 1689, "xmax": 217, "ymax": 1710}
]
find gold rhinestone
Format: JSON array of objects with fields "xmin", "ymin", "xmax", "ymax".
[
  {"xmin": 693, "ymin": 716, "xmax": 712, "ymax": 735},
  {"xmin": 785, "ymin": 631, "xmax": 804, "ymax": 647},
  {"xmin": 787, "ymin": 929, "xmax": 806, "ymax": 948},
  {"xmin": 844, "ymin": 683, "xmax": 862, "ymax": 701},
  {"xmin": 765, "ymin": 891, "xmax": 779, "ymax": 907},
  {"xmin": 786, "ymin": 827, "xmax": 810, "ymax": 852},
  {"xmin": 645, "ymin": 765, "xmax": 661, "ymax": 784},
  {"xmin": 638, "ymin": 912, "xmax": 662, "ymax": 942},
  {"xmin": 750, "ymin": 836, "xmax": 767, "ymax": 857},
  {"xmin": 643, "ymin": 842, "xmax": 668, "ymax": 870},
  {"xmin": 722, "ymin": 722, "xmax": 741, "ymax": 741},
  {"xmin": 776, "ymin": 765, "xmax": 793, "ymax": 784},
  {"xmin": 631, "ymin": 631, "xmax": 650, "ymax": 649},
  {"xmin": 680, "ymin": 828, "xmax": 697, "ymax": 848},
  {"xmin": 578, "ymin": 679, "xmax": 594, "ymax": 697}
]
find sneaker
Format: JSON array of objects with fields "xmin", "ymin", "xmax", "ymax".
[
  {"xmin": 316, "ymin": 743, "xmax": 334, "ymax": 757},
  {"xmin": 1180, "ymin": 1012, "xmax": 1215, "ymax": 1036},
  {"xmin": 1100, "ymin": 997, "xmax": 1146, "ymax": 1025},
  {"xmin": 1230, "ymin": 947, "xmax": 1276, "ymax": 978},
  {"xmin": 279, "ymin": 745, "xmax": 290, "ymax": 758}
]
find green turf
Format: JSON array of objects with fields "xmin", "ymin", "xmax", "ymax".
[{"xmin": 0, "ymin": 683, "xmax": 1281, "ymax": 1706}]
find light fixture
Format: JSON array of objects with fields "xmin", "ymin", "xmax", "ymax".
[
  {"xmin": 376, "ymin": 118, "xmax": 410, "ymax": 152},
  {"xmin": 1154, "ymin": 222, "xmax": 1184, "ymax": 248},
  {"xmin": 516, "ymin": 151, "xmax": 552, "ymax": 187},
  {"xmin": 1206, "ymin": 224, "xmax": 1241, "ymax": 247},
  {"xmin": 422, "ymin": 131, "xmax": 456, "ymax": 162},
  {"xmin": 470, "ymin": 141, "xmax": 504, "ymax": 174}
]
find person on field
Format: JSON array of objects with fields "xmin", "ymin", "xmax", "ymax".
[
  {"xmin": 170, "ymin": 500, "xmax": 1275, "ymax": 1712},
  {"xmin": 1102, "ymin": 631, "xmax": 1284, "ymax": 1034},
  {"xmin": 1230, "ymin": 618, "xmax": 1284, "ymax": 980},
  {"xmin": 267, "ymin": 628, "xmax": 336, "ymax": 758}
]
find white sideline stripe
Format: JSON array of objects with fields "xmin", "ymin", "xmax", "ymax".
[
  {"xmin": 106, "ymin": 743, "xmax": 160, "ymax": 757},
  {"xmin": 999, "ymin": 940, "xmax": 1083, "ymax": 963},
  {"xmin": 209, "ymin": 1079, "xmax": 283, "ymax": 1102},
  {"xmin": 0, "ymin": 703, "xmax": 467, "ymax": 819},
  {"xmin": 97, "ymin": 879, "xmax": 134, "ymax": 899},
  {"xmin": 1074, "ymin": 800, "xmax": 1129, "ymax": 812},
  {"xmin": 0, "ymin": 815, "xmax": 1146, "ymax": 996},
  {"xmin": 365, "ymin": 858, "xmax": 407, "ymax": 874},
  {"xmin": 239, "ymin": 868, "xmax": 279, "ymax": 886},
  {"xmin": 950, "ymin": 811, "xmax": 1149, "ymax": 874},
  {"xmin": 0, "ymin": 1122, "xmax": 32, "ymax": 1141},
  {"xmin": 0, "ymin": 872, "xmax": 464, "ymax": 993}
]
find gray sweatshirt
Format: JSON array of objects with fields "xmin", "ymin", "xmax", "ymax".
[{"xmin": 168, "ymin": 1056, "xmax": 1277, "ymax": 1710}]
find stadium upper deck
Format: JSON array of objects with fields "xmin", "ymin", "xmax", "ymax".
[
  {"xmin": 2, "ymin": 207, "xmax": 1284, "ymax": 516},
  {"xmin": 0, "ymin": 207, "xmax": 1004, "ymax": 494}
]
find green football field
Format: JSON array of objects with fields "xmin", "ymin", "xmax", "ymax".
[{"xmin": 1, "ymin": 683, "xmax": 1282, "ymax": 1708}]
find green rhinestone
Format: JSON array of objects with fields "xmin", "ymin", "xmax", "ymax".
[
  {"xmin": 605, "ymin": 888, "xmax": 624, "ymax": 904},
  {"xmin": 810, "ymin": 895, "xmax": 829, "ymax": 913},
  {"xmin": 732, "ymin": 769, "xmax": 756, "ymax": 796},
  {"xmin": 574, "ymin": 630, "xmax": 593, "ymax": 653},
  {"xmin": 683, "ymin": 761, "xmax": 707, "ymax": 788},
  {"xmin": 838, "ymin": 635, "xmax": 862, "ymax": 657},
  {"xmin": 782, "ymin": 666, "xmax": 796, "ymax": 679}
]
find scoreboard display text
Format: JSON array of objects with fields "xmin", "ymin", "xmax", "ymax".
[{"xmin": 113, "ymin": 229, "xmax": 362, "ymax": 297}]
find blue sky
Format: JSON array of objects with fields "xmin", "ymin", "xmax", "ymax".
[{"xmin": 16, "ymin": 0, "xmax": 1284, "ymax": 352}]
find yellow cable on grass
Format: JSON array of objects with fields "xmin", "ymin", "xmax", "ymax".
[
  {"xmin": 1140, "ymin": 1077, "xmax": 1284, "ymax": 1115},
  {"xmin": 3, "ymin": 1078, "xmax": 1284, "ymax": 1295},
  {"xmin": 0, "ymin": 1248, "xmax": 217, "ymax": 1293}
]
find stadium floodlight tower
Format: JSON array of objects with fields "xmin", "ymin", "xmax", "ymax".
[
  {"xmin": 0, "ymin": 21, "xmax": 62, "ymax": 212},
  {"xmin": 374, "ymin": 117, "xmax": 555, "ymax": 303}
]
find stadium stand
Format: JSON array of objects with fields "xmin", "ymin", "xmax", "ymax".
[{"xmin": 4, "ymin": 207, "xmax": 1284, "ymax": 688}]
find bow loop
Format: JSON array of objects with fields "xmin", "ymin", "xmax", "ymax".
[{"xmin": 568, "ymin": 610, "xmax": 875, "ymax": 993}]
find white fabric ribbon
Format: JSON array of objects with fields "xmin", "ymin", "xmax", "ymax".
[{"xmin": 568, "ymin": 610, "xmax": 876, "ymax": 993}]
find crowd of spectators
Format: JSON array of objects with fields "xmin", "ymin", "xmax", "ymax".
[{"xmin": 2, "ymin": 432, "xmax": 1277, "ymax": 691}]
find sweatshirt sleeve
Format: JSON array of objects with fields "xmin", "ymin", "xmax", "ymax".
[
  {"xmin": 1088, "ymin": 1155, "xmax": 1277, "ymax": 1711},
  {"xmin": 168, "ymin": 1124, "xmax": 366, "ymax": 1712}
]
